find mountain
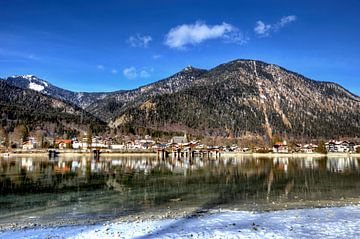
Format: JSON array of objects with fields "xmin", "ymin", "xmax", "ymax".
[
  {"xmin": 2, "ymin": 59, "xmax": 359, "ymax": 140},
  {"xmin": 85, "ymin": 66, "xmax": 207, "ymax": 122},
  {"xmin": 101, "ymin": 59, "xmax": 360, "ymax": 139},
  {"xmin": 4, "ymin": 75, "xmax": 116, "ymax": 108},
  {"xmin": 0, "ymin": 80, "xmax": 106, "ymax": 136}
]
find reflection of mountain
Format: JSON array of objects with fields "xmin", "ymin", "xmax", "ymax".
[{"xmin": 1, "ymin": 156, "xmax": 360, "ymax": 210}]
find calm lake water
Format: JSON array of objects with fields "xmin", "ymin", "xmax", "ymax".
[{"xmin": 0, "ymin": 155, "xmax": 360, "ymax": 227}]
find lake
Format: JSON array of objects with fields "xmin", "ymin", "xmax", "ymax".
[{"xmin": 0, "ymin": 155, "xmax": 359, "ymax": 228}]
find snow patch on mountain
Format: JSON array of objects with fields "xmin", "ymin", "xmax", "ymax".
[
  {"xmin": 28, "ymin": 82, "xmax": 45, "ymax": 92},
  {"xmin": 21, "ymin": 75, "xmax": 35, "ymax": 80}
]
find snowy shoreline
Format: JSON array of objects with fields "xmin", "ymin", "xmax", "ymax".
[{"xmin": 1, "ymin": 206, "xmax": 360, "ymax": 238}]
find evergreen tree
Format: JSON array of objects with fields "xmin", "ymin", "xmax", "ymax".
[{"xmin": 316, "ymin": 140, "xmax": 327, "ymax": 154}]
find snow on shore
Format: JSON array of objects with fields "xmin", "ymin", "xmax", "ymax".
[{"xmin": 1, "ymin": 206, "xmax": 360, "ymax": 238}]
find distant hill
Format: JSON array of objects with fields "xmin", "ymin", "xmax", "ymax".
[{"xmin": 4, "ymin": 75, "xmax": 119, "ymax": 108}]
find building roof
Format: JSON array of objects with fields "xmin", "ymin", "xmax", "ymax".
[
  {"xmin": 55, "ymin": 139, "xmax": 72, "ymax": 144},
  {"xmin": 274, "ymin": 141, "xmax": 287, "ymax": 146}
]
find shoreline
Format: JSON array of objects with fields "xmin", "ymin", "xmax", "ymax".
[
  {"xmin": 2, "ymin": 151, "xmax": 359, "ymax": 158},
  {"xmin": 1, "ymin": 197, "xmax": 359, "ymax": 232},
  {"xmin": 1, "ymin": 205, "xmax": 360, "ymax": 238}
]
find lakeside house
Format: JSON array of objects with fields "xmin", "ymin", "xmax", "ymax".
[
  {"xmin": 55, "ymin": 139, "xmax": 73, "ymax": 149},
  {"xmin": 301, "ymin": 143, "xmax": 318, "ymax": 153},
  {"xmin": 171, "ymin": 134, "xmax": 188, "ymax": 144},
  {"xmin": 22, "ymin": 137, "xmax": 37, "ymax": 150},
  {"xmin": 272, "ymin": 141, "xmax": 288, "ymax": 153},
  {"xmin": 326, "ymin": 140, "xmax": 357, "ymax": 153}
]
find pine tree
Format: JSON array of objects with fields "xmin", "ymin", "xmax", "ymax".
[{"xmin": 316, "ymin": 140, "xmax": 327, "ymax": 154}]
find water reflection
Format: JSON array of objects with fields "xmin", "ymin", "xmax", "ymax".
[
  {"xmin": 326, "ymin": 157, "xmax": 359, "ymax": 173},
  {"xmin": 0, "ymin": 155, "xmax": 360, "ymax": 226},
  {"xmin": 1, "ymin": 156, "xmax": 360, "ymax": 192}
]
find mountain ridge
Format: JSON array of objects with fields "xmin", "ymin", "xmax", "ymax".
[
  {"xmin": 2, "ymin": 75, "xmax": 122, "ymax": 108},
  {"xmin": 2, "ymin": 58, "xmax": 359, "ymax": 140}
]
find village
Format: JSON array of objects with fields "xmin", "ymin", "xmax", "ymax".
[{"xmin": 1, "ymin": 132, "xmax": 360, "ymax": 156}]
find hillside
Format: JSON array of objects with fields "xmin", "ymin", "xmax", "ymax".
[
  {"xmin": 105, "ymin": 59, "xmax": 360, "ymax": 139},
  {"xmin": 85, "ymin": 66, "xmax": 207, "ymax": 121},
  {"xmin": 0, "ymin": 81, "xmax": 106, "ymax": 137}
]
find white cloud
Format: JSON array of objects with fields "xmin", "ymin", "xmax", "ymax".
[
  {"xmin": 254, "ymin": 21, "xmax": 272, "ymax": 36},
  {"xmin": 111, "ymin": 69, "xmax": 117, "ymax": 74},
  {"xmin": 127, "ymin": 34, "xmax": 152, "ymax": 48},
  {"xmin": 123, "ymin": 67, "xmax": 153, "ymax": 79},
  {"xmin": 164, "ymin": 21, "xmax": 246, "ymax": 49},
  {"xmin": 254, "ymin": 15, "xmax": 297, "ymax": 37},
  {"xmin": 97, "ymin": 64, "xmax": 104, "ymax": 70},
  {"xmin": 123, "ymin": 67, "xmax": 137, "ymax": 79},
  {"xmin": 275, "ymin": 15, "xmax": 297, "ymax": 29}
]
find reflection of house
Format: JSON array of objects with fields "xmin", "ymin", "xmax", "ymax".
[
  {"xmin": 55, "ymin": 139, "xmax": 73, "ymax": 149},
  {"xmin": 273, "ymin": 157, "xmax": 289, "ymax": 172},
  {"xmin": 21, "ymin": 158, "xmax": 33, "ymax": 171},
  {"xmin": 326, "ymin": 157, "xmax": 358, "ymax": 172},
  {"xmin": 272, "ymin": 141, "xmax": 288, "ymax": 153}
]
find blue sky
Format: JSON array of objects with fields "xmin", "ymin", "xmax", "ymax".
[{"xmin": 0, "ymin": 0, "xmax": 359, "ymax": 95}]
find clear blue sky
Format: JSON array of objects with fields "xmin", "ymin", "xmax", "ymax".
[{"xmin": 1, "ymin": 0, "xmax": 359, "ymax": 95}]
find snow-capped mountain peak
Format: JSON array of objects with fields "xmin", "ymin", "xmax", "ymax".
[
  {"xmin": 7, "ymin": 75, "xmax": 50, "ymax": 92},
  {"xmin": 3, "ymin": 75, "xmax": 113, "ymax": 108}
]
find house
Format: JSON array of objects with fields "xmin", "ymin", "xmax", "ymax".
[
  {"xmin": 349, "ymin": 142, "xmax": 356, "ymax": 152},
  {"xmin": 55, "ymin": 139, "xmax": 73, "ymax": 149},
  {"xmin": 302, "ymin": 144, "xmax": 318, "ymax": 153},
  {"xmin": 273, "ymin": 141, "xmax": 288, "ymax": 153},
  {"xmin": 110, "ymin": 144, "xmax": 126, "ymax": 150},
  {"xmin": 22, "ymin": 137, "xmax": 37, "ymax": 150},
  {"xmin": 326, "ymin": 141, "xmax": 337, "ymax": 152},
  {"xmin": 325, "ymin": 140, "xmax": 356, "ymax": 153},
  {"xmin": 22, "ymin": 141, "xmax": 35, "ymax": 150},
  {"xmin": 134, "ymin": 139, "xmax": 156, "ymax": 149},
  {"xmin": 171, "ymin": 133, "xmax": 188, "ymax": 144}
]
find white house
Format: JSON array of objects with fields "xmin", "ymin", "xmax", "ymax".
[{"xmin": 22, "ymin": 137, "xmax": 37, "ymax": 150}]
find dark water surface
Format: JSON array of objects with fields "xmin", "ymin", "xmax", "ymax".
[{"xmin": 0, "ymin": 155, "xmax": 359, "ymax": 227}]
